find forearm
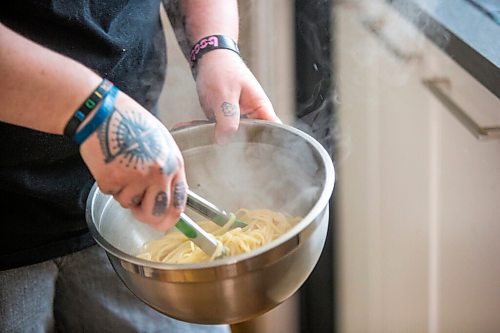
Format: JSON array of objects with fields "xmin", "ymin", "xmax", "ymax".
[
  {"xmin": 165, "ymin": 0, "xmax": 239, "ymax": 60},
  {"xmin": 181, "ymin": 0, "xmax": 238, "ymax": 42},
  {"xmin": 0, "ymin": 23, "xmax": 101, "ymax": 135}
]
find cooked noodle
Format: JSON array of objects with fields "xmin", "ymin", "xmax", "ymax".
[{"xmin": 137, "ymin": 208, "xmax": 300, "ymax": 264}]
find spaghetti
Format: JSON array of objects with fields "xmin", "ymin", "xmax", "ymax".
[{"xmin": 137, "ymin": 208, "xmax": 300, "ymax": 264}]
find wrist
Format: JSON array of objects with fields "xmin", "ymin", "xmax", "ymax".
[
  {"xmin": 73, "ymin": 85, "xmax": 118, "ymax": 144},
  {"xmin": 64, "ymin": 79, "xmax": 113, "ymax": 138},
  {"xmin": 190, "ymin": 35, "xmax": 240, "ymax": 68},
  {"xmin": 191, "ymin": 45, "xmax": 244, "ymax": 80}
]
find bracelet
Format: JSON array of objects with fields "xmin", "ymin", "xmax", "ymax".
[
  {"xmin": 73, "ymin": 86, "xmax": 118, "ymax": 144},
  {"xmin": 190, "ymin": 35, "xmax": 240, "ymax": 67},
  {"xmin": 64, "ymin": 79, "xmax": 113, "ymax": 138}
]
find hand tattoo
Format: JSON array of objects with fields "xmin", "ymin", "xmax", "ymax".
[
  {"xmin": 153, "ymin": 191, "xmax": 168, "ymax": 216},
  {"xmin": 159, "ymin": 142, "xmax": 177, "ymax": 175},
  {"xmin": 221, "ymin": 102, "xmax": 238, "ymax": 117},
  {"xmin": 98, "ymin": 107, "xmax": 177, "ymax": 174}
]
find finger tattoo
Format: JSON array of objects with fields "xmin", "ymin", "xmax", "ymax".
[
  {"xmin": 221, "ymin": 102, "xmax": 238, "ymax": 117},
  {"xmin": 173, "ymin": 182, "xmax": 187, "ymax": 209},
  {"xmin": 153, "ymin": 191, "xmax": 168, "ymax": 216},
  {"xmin": 131, "ymin": 194, "xmax": 143, "ymax": 206}
]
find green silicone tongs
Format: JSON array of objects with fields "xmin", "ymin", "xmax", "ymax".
[
  {"xmin": 175, "ymin": 213, "xmax": 223, "ymax": 257},
  {"xmin": 174, "ymin": 190, "xmax": 247, "ymax": 257}
]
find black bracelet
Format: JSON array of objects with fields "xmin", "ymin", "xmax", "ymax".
[
  {"xmin": 73, "ymin": 86, "xmax": 118, "ymax": 144},
  {"xmin": 63, "ymin": 79, "xmax": 113, "ymax": 138},
  {"xmin": 190, "ymin": 35, "xmax": 240, "ymax": 67}
]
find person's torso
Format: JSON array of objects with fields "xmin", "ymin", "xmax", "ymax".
[{"xmin": 0, "ymin": 0, "xmax": 167, "ymax": 270}]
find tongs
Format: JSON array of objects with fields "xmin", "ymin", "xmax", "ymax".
[
  {"xmin": 186, "ymin": 190, "xmax": 247, "ymax": 229},
  {"xmin": 176, "ymin": 213, "xmax": 223, "ymax": 258},
  {"xmin": 175, "ymin": 190, "xmax": 247, "ymax": 258}
]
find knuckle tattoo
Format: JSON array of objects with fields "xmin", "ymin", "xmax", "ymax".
[{"xmin": 152, "ymin": 191, "xmax": 168, "ymax": 216}]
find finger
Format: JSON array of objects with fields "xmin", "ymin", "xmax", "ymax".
[
  {"xmin": 213, "ymin": 100, "xmax": 240, "ymax": 145},
  {"xmin": 131, "ymin": 181, "xmax": 173, "ymax": 229},
  {"xmin": 243, "ymin": 99, "xmax": 282, "ymax": 123},
  {"xmin": 171, "ymin": 174, "xmax": 188, "ymax": 212},
  {"xmin": 248, "ymin": 102, "xmax": 282, "ymax": 123},
  {"xmin": 113, "ymin": 182, "xmax": 147, "ymax": 209},
  {"xmin": 151, "ymin": 164, "xmax": 188, "ymax": 230},
  {"xmin": 99, "ymin": 184, "xmax": 123, "ymax": 196},
  {"xmin": 240, "ymin": 81, "xmax": 282, "ymax": 123}
]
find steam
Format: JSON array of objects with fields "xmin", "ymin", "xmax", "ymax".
[
  {"xmin": 294, "ymin": 0, "xmax": 336, "ymax": 160},
  {"xmin": 390, "ymin": 0, "xmax": 451, "ymax": 49},
  {"xmin": 295, "ymin": 95, "xmax": 338, "ymax": 159},
  {"xmin": 294, "ymin": 0, "xmax": 453, "ymax": 166},
  {"xmin": 181, "ymin": 127, "xmax": 325, "ymax": 218}
]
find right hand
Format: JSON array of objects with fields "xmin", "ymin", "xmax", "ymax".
[{"xmin": 80, "ymin": 90, "xmax": 187, "ymax": 231}]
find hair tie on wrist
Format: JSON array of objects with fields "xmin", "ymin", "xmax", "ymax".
[
  {"xmin": 73, "ymin": 86, "xmax": 118, "ymax": 144},
  {"xmin": 64, "ymin": 79, "xmax": 113, "ymax": 138},
  {"xmin": 190, "ymin": 35, "xmax": 240, "ymax": 67}
]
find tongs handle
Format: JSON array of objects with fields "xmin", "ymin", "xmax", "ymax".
[
  {"xmin": 186, "ymin": 190, "xmax": 247, "ymax": 228},
  {"xmin": 176, "ymin": 213, "xmax": 222, "ymax": 257}
]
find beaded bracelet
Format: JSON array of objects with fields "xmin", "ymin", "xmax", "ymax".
[
  {"xmin": 190, "ymin": 35, "xmax": 240, "ymax": 67},
  {"xmin": 73, "ymin": 86, "xmax": 118, "ymax": 144},
  {"xmin": 64, "ymin": 79, "xmax": 113, "ymax": 138}
]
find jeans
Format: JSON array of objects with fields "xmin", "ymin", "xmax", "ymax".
[{"xmin": 0, "ymin": 246, "xmax": 230, "ymax": 333}]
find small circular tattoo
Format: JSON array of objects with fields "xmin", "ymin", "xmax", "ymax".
[{"xmin": 221, "ymin": 102, "xmax": 237, "ymax": 117}]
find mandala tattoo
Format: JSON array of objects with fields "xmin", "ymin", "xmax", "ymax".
[
  {"xmin": 173, "ymin": 182, "xmax": 187, "ymax": 209},
  {"xmin": 98, "ymin": 108, "xmax": 177, "ymax": 174},
  {"xmin": 221, "ymin": 102, "xmax": 237, "ymax": 117},
  {"xmin": 153, "ymin": 191, "xmax": 168, "ymax": 216}
]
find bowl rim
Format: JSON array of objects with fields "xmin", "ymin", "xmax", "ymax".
[{"xmin": 85, "ymin": 119, "xmax": 335, "ymax": 270}]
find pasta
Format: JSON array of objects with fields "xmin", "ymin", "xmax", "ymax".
[{"xmin": 137, "ymin": 208, "xmax": 300, "ymax": 264}]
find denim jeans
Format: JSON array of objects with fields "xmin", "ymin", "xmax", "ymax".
[{"xmin": 0, "ymin": 245, "xmax": 230, "ymax": 333}]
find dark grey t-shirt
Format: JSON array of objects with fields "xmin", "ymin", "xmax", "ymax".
[{"xmin": 0, "ymin": 0, "xmax": 167, "ymax": 270}]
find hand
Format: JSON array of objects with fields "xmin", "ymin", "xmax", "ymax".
[
  {"xmin": 195, "ymin": 50, "xmax": 281, "ymax": 144},
  {"xmin": 80, "ymin": 91, "xmax": 187, "ymax": 231}
]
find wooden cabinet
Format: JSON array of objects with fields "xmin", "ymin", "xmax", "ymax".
[
  {"xmin": 334, "ymin": 1, "xmax": 500, "ymax": 332},
  {"xmin": 425, "ymin": 41, "xmax": 500, "ymax": 332}
]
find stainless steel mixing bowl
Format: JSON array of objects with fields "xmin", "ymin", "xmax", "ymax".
[{"xmin": 86, "ymin": 120, "xmax": 335, "ymax": 324}]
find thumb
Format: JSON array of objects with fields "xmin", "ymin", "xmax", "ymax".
[{"xmin": 239, "ymin": 80, "xmax": 282, "ymax": 124}]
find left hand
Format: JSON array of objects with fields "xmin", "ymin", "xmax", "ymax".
[{"xmin": 194, "ymin": 50, "xmax": 281, "ymax": 144}]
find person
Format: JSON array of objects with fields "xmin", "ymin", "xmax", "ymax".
[{"xmin": 0, "ymin": 0, "xmax": 279, "ymax": 332}]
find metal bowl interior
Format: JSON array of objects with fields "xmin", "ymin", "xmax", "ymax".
[{"xmin": 86, "ymin": 120, "xmax": 335, "ymax": 323}]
